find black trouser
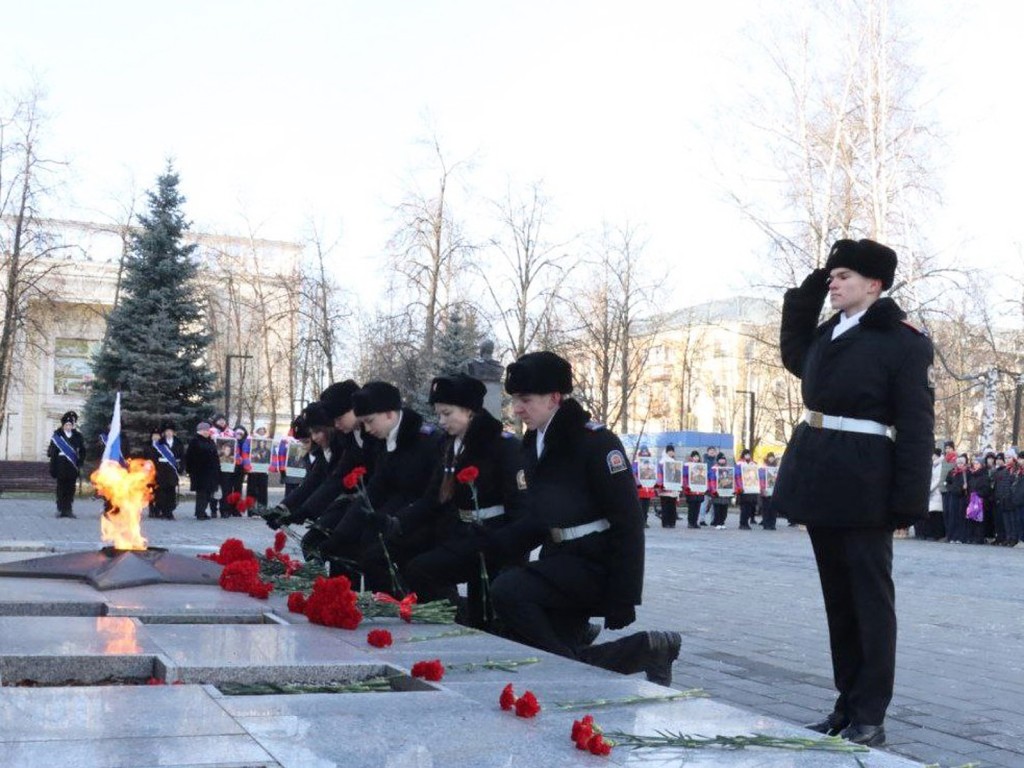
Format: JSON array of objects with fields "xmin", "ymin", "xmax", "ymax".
[
  {"xmin": 761, "ymin": 495, "xmax": 777, "ymax": 529},
  {"xmin": 153, "ymin": 483, "xmax": 178, "ymax": 517},
  {"xmin": 685, "ymin": 496, "xmax": 702, "ymax": 527},
  {"xmin": 639, "ymin": 496, "xmax": 651, "ymax": 521},
  {"xmin": 490, "ymin": 556, "xmax": 652, "ymax": 676},
  {"xmin": 248, "ymin": 472, "xmax": 268, "ymax": 506},
  {"xmin": 659, "ymin": 496, "xmax": 677, "ymax": 528},
  {"xmin": 711, "ymin": 503, "xmax": 729, "ymax": 526},
  {"xmin": 808, "ymin": 526, "xmax": 895, "ymax": 726},
  {"xmin": 194, "ymin": 489, "xmax": 217, "ymax": 518},
  {"xmin": 739, "ymin": 495, "xmax": 758, "ymax": 528},
  {"xmin": 218, "ymin": 472, "xmax": 235, "ymax": 516},
  {"xmin": 404, "ymin": 540, "xmax": 510, "ymax": 628},
  {"xmin": 56, "ymin": 475, "xmax": 77, "ymax": 515}
]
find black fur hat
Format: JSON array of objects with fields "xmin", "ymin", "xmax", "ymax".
[
  {"xmin": 302, "ymin": 402, "xmax": 332, "ymax": 430},
  {"xmin": 505, "ymin": 351, "xmax": 573, "ymax": 395},
  {"xmin": 60, "ymin": 411, "xmax": 78, "ymax": 425},
  {"xmin": 319, "ymin": 380, "xmax": 360, "ymax": 419},
  {"xmin": 429, "ymin": 374, "xmax": 486, "ymax": 410},
  {"xmin": 352, "ymin": 381, "xmax": 402, "ymax": 416},
  {"xmin": 824, "ymin": 239, "xmax": 898, "ymax": 290},
  {"xmin": 159, "ymin": 419, "xmax": 177, "ymax": 433},
  {"xmin": 290, "ymin": 413, "xmax": 310, "ymax": 440}
]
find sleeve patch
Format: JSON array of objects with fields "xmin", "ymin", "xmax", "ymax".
[
  {"xmin": 927, "ymin": 364, "xmax": 936, "ymax": 389},
  {"xmin": 585, "ymin": 421, "xmax": 606, "ymax": 431},
  {"xmin": 516, "ymin": 469, "xmax": 528, "ymax": 490},
  {"xmin": 607, "ymin": 450, "xmax": 628, "ymax": 474}
]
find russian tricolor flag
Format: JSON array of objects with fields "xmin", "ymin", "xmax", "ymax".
[{"xmin": 102, "ymin": 392, "xmax": 124, "ymax": 465}]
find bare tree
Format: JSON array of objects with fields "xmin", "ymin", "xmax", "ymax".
[
  {"xmin": 566, "ymin": 224, "xmax": 665, "ymax": 430},
  {"xmin": 481, "ymin": 181, "xmax": 572, "ymax": 361},
  {"xmin": 388, "ymin": 136, "xmax": 475, "ymax": 367},
  {"xmin": 0, "ymin": 86, "xmax": 69, "ymax": 439}
]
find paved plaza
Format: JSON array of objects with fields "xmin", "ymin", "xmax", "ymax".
[{"xmin": 1, "ymin": 493, "xmax": 1021, "ymax": 766}]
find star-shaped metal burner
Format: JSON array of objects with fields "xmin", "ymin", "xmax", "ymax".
[{"xmin": 0, "ymin": 547, "xmax": 223, "ymax": 590}]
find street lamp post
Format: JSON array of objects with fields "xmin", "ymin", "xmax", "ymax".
[
  {"xmin": 735, "ymin": 390, "xmax": 756, "ymax": 453},
  {"xmin": 224, "ymin": 354, "xmax": 253, "ymax": 426}
]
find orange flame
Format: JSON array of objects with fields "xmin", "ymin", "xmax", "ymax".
[
  {"xmin": 97, "ymin": 617, "xmax": 141, "ymax": 654},
  {"xmin": 91, "ymin": 458, "xmax": 154, "ymax": 551}
]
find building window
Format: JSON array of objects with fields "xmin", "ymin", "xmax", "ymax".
[{"xmin": 54, "ymin": 338, "xmax": 98, "ymax": 395}]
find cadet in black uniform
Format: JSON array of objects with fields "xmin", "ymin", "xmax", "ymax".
[
  {"xmin": 323, "ymin": 381, "xmax": 441, "ymax": 592},
  {"xmin": 489, "ymin": 352, "xmax": 681, "ymax": 686},
  {"xmin": 152, "ymin": 420, "xmax": 184, "ymax": 519},
  {"xmin": 774, "ymin": 239, "xmax": 934, "ymax": 746},
  {"xmin": 48, "ymin": 411, "xmax": 85, "ymax": 518},
  {"xmin": 401, "ymin": 374, "xmax": 525, "ymax": 628}
]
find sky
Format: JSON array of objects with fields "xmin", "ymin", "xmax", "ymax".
[{"xmin": 2, "ymin": 0, "xmax": 1021, "ymax": 316}]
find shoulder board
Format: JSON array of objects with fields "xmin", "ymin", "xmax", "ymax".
[
  {"xmin": 900, "ymin": 319, "xmax": 927, "ymax": 335},
  {"xmin": 584, "ymin": 421, "xmax": 605, "ymax": 431},
  {"xmin": 419, "ymin": 424, "xmax": 437, "ymax": 435},
  {"xmin": 501, "ymin": 431, "xmax": 516, "ymax": 439}
]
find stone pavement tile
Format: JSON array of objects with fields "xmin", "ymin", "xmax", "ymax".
[
  {"xmin": 959, "ymin": 747, "xmax": 1024, "ymax": 768},
  {"xmin": 0, "ymin": 615, "xmax": 158, "ymax": 655},
  {"xmin": 0, "ymin": 735, "xmax": 275, "ymax": 768},
  {"xmin": 0, "ymin": 685, "xmax": 245, "ymax": 741},
  {"xmin": 973, "ymin": 731, "xmax": 1024, "ymax": 752}
]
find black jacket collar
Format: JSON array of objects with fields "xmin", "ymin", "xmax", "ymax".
[
  {"xmin": 394, "ymin": 408, "xmax": 426, "ymax": 450},
  {"xmin": 523, "ymin": 398, "xmax": 590, "ymax": 456}
]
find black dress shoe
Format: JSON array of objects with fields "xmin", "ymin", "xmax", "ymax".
[
  {"xmin": 805, "ymin": 712, "xmax": 849, "ymax": 736},
  {"xmin": 839, "ymin": 723, "xmax": 885, "ymax": 746},
  {"xmin": 643, "ymin": 631, "xmax": 682, "ymax": 686}
]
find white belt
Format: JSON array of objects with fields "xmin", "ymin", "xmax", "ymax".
[
  {"xmin": 458, "ymin": 505, "xmax": 505, "ymax": 523},
  {"xmin": 550, "ymin": 518, "xmax": 611, "ymax": 544},
  {"xmin": 804, "ymin": 410, "xmax": 895, "ymax": 441}
]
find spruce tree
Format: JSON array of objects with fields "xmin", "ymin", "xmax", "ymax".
[
  {"xmin": 83, "ymin": 166, "xmax": 218, "ymax": 454},
  {"xmin": 433, "ymin": 308, "xmax": 479, "ymax": 378}
]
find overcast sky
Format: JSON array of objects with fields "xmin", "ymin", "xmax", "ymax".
[{"xmin": 2, "ymin": 1, "xmax": 1020, "ymax": 312}]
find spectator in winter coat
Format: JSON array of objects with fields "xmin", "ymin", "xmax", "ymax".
[
  {"xmin": 48, "ymin": 411, "xmax": 85, "ymax": 518},
  {"xmin": 945, "ymin": 454, "xmax": 970, "ymax": 544},
  {"xmin": 736, "ymin": 449, "xmax": 759, "ymax": 530},
  {"xmin": 760, "ymin": 452, "xmax": 779, "ymax": 530},
  {"xmin": 709, "ymin": 454, "xmax": 733, "ymax": 528},
  {"xmin": 916, "ymin": 448, "xmax": 945, "ymax": 540},
  {"xmin": 185, "ymin": 422, "xmax": 220, "ymax": 520},
  {"xmin": 658, "ymin": 444, "xmax": 679, "ymax": 528}
]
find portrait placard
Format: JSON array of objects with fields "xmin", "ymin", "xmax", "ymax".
[
  {"xmin": 762, "ymin": 466, "xmax": 778, "ymax": 496},
  {"xmin": 636, "ymin": 457, "xmax": 657, "ymax": 487},
  {"xmin": 662, "ymin": 459, "xmax": 683, "ymax": 492},
  {"xmin": 715, "ymin": 465, "xmax": 735, "ymax": 493},
  {"xmin": 685, "ymin": 462, "xmax": 707, "ymax": 494},
  {"xmin": 285, "ymin": 441, "xmax": 308, "ymax": 480},
  {"xmin": 741, "ymin": 464, "xmax": 760, "ymax": 494},
  {"xmin": 215, "ymin": 437, "xmax": 237, "ymax": 474},
  {"xmin": 249, "ymin": 437, "xmax": 272, "ymax": 473}
]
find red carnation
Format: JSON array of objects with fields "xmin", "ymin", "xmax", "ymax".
[
  {"xmin": 303, "ymin": 575, "xmax": 363, "ymax": 630},
  {"xmin": 225, "ymin": 491, "xmax": 241, "ymax": 506},
  {"xmin": 265, "ymin": 547, "xmax": 276, "ymax": 559},
  {"xmin": 366, "ymin": 629, "xmax": 393, "ymax": 648},
  {"xmin": 514, "ymin": 690, "xmax": 540, "ymax": 718},
  {"xmin": 239, "ymin": 496, "xmax": 257, "ymax": 512},
  {"xmin": 220, "ymin": 558, "xmax": 260, "ymax": 592},
  {"xmin": 587, "ymin": 734, "xmax": 612, "ymax": 756},
  {"xmin": 571, "ymin": 715, "xmax": 595, "ymax": 744},
  {"xmin": 146, "ymin": 677, "xmax": 165, "ymax": 686},
  {"xmin": 202, "ymin": 537, "xmax": 256, "ymax": 565},
  {"xmin": 287, "ymin": 592, "xmax": 307, "ymax": 613},
  {"xmin": 455, "ymin": 466, "xmax": 480, "ymax": 485},
  {"xmin": 411, "ymin": 659, "xmax": 445, "ymax": 682},
  {"xmin": 247, "ymin": 580, "xmax": 273, "ymax": 600},
  {"xmin": 343, "ymin": 466, "xmax": 368, "ymax": 490},
  {"xmin": 274, "ymin": 530, "xmax": 287, "ymax": 552},
  {"xmin": 499, "ymin": 683, "xmax": 517, "ymax": 711}
]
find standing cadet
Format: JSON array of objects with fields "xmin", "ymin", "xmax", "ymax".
[
  {"xmin": 774, "ymin": 239, "xmax": 934, "ymax": 746},
  {"xmin": 152, "ymin": 420, "xmax": 184, "ymax": 519},
  {"xmin": 48, "ymin": 411, "xmax": 85, "ymax": 518},
  {"xmin": 489, "ymin": 352, "xmax": 681, "ymax": 686}
]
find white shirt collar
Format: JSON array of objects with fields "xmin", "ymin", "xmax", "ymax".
[
  {"xmin": 535, "ymin": 407, "xmax": 559, "ymax": 458},
  {"xmin": 832, "ymin": 308, "xmax": 867, "ymax": 340},
  {"xmin": 386, "ymin": 411, "xmax": 404, "ymax": 452}
]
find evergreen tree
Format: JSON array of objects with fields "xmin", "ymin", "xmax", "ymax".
[
  {"xmin": 433, "ymin": 307, "xmax": 479, "ymax": 378},
  {"xmin": 82, "ymin": 166, "xmax": 218, "ymax": 455}
]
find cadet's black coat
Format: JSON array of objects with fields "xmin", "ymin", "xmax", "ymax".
[
  {"xmin": 283, "ymin": 429, "xmax": 377, "ymax": 523},
  {"xmin": 364, "ymin": 408, "xmax": 443, "ymax": 516},
  {"xmin": 398, "ymin": 409, "xmax": 524, "ymax": 540},
  {"xmin": 774, "ymin": 291, "xmax": 935, "ymax": 528},
  {"xmin": 496, "ymin": 398, "xmax": 646, "ymax": 609},
  {"xmin": 47, "ymin": 428, "xmax": 85, "ymax": 480},
  {"xmin": 184, "ymin": 435, "xmax": 221, "ymax": 493}
]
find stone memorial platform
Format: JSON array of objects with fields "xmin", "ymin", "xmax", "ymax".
[{"xmin": 0, "ymin": 544, "xmax": 924, "ymax": 767}]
